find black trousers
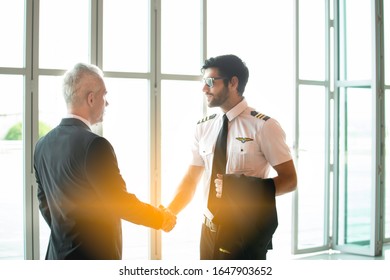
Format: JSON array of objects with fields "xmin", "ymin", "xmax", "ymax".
[{"xmin": 200, "ymin": 223, "xmax": 268, "ymax": 260}]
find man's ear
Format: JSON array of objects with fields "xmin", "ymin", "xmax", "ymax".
[
  {"xmin": 87, "ymin": 92, "xmax": 94, "ymax": 106},
  {"xmin": 230, "ymin": 76, "xmax": 239, "ymax": 90}
]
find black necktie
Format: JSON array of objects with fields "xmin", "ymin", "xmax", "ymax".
[{"xmin": 208, "ymin": 114, "xmax": 228, "ymax": 216}]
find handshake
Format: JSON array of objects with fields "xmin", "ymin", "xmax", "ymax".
[{"xmin": 159, "ymin": 205, "xmax": 177, "ymax": 232}]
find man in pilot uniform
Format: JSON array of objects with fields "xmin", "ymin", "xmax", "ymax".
[{"xmin": 166, "ymin": 54, "xmax": 297, "ymax": 260}]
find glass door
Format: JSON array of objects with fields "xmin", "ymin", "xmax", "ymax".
[
  {"xmin": 293, "ymin": 0, "xmax": 385, "ymax": 257},
  {"xmin": 333, "ymin": 0, "xmax": 383, "ymax": 256},
  {"xmin": 334, "ymin": 87, "xmax": 382, "ymax": 255},
  {"xmin": 292, "ymin": 0, "xmax": 331, "ymax": 254}
]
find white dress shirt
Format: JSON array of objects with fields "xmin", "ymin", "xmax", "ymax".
[{"xmin": 191, "ymin": 98, "xmax": 292, "ymax": 219}]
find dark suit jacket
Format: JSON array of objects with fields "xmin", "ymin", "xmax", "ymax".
[
  {"xmin": 34, "ymin": 118, "xmax": 163, "ymax": 260},
  {"xmin": 213, "ymin": 174, "xmax": 278, "ymax": 260}
]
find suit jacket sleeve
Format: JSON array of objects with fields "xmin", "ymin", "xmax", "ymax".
[
  {"xmin": 35, "ymin": 165, "xmax": 51, "ymax": 227},
  {"xmin": 86, "ymin": 137, "xmax": 163, "ymax": 229},
  {"xmin": 213, "ymin": 174, "xmax": 278, "ymax": 256}
]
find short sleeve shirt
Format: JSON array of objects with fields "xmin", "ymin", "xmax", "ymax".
[{"xmin": 191, "ymin": 99, "xmax": 292, "ymax": 219}]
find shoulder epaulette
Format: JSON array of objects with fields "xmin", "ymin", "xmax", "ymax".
[
  {"xmin": 251, "ymin": 111, "xmax": 270, "ymax": 121},
  {"xmin": 197, "ymin": 113, "xmax": 217, "ymax": 124}
]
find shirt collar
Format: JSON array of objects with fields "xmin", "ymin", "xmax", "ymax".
[
  {"xmin": 225, "ymin": 98, "xmax": 248, "ymax": 121},
  {"xmin": 66, "ymin": 114, "xmax": 92, "ymax": 129}
]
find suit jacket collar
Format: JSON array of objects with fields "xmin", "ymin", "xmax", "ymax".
[{"xmin": 60, "ymin": 118, "xmax": 91, "ymax": 131}]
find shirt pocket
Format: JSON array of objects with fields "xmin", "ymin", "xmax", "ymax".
[
  {"xmin": 229, "ymin": 139, "xmax": 260, "ymax": 173},
  {"xmin": 199, "ymin": 142, "xmax": 214, "ymax": 172}
]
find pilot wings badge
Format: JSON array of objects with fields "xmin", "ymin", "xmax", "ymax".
[{"xmin": 236, "ymin": 137, "xmax": 254, "ymax": 143}]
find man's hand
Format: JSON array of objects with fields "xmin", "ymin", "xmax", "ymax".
[
  {"xmin": 159, "ymin": 205, "xmax": 177, "ymax": 232},
  {"xmin": 215, "ymin": 173, "xmax": 223, "ymax": 198}
]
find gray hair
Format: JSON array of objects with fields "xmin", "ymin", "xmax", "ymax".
[{"xmin": 62, "ymin": 62, "xmax": 104, "ymax": 106}]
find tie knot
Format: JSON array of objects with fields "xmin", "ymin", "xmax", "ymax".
[{"xmin": 223, "ymin": 114, "xmax": 228, "ymax": 123}]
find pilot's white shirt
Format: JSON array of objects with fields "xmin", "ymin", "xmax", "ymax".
[{"xmin": 191, "ymin": 98, "xmax": 292, "ymax": 220}]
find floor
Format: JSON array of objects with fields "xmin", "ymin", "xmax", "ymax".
[
  {"xmin": 290, "ymin": 244, "xmax": 390, "ymax": 260},
  {"xmin": 268, "ymin": 245, "xmax": 390, "ymax": 280}
]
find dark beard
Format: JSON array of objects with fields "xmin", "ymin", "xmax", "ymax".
[{"xmin": 208, "ymin": 86, "xmax": 229, "ymax": 108}]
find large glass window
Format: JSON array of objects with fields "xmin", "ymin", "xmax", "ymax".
[
  {"xmin": 337, "ymin": 87, "xmax": 373, "ymax": 246},
  {"xmin": 160, "ymin": 0, "xmax": 204, "ymax": 259},
  {"xmin": 102, "ymin": 78, "xmax": 150, "ymax": 259},
  {"xmin": 161, "ymin": 0, "xmax": 201, "ymax": 75},
  {"xmin": 103, "ymin": 0, "xmax": 149, "ymax": 73},
  {"xmin": 0, "ymin": 75, "xmax": 24, "ymax": 259},
  {"xmin": 296, "ymin": 85, "xmax": 327, "ymax": 250},
  {"xmin": 338, "ymin": 0, "xmax": 372, "ymax": 81},
  {"xmin": 39, "ymin": 0, "xmax": 90, "ymax": 69},
  {"xmin": 332, "ymin": 0, "xmax": 381, "ymax": 256},
  {"xmin": 298, "ymin": 0, "xmax": 326, "ymax": 81},
  {"xmin": 1, "ymin": 0, "xmax": 388, "ymax": 261},
  {"xmin": 161, "ymin": 80, "xmax": 204, "ymax": 260},
  {"xmin": 294, "ymin": 0, "xmax": 385, "ymax": 257},
  {"xmin": 0, "ymin": 0, "xmax": 24, "ymax": 68},
  {"xmin": 102, "ymin": 0, "xmax": 152, "ymax": 259},
  {"xmin": 38, "ymin": 76, "xmax": 66, "ymax": 130},
  {"xmin": 294, "ymin": 0, "xmax": 328, "ymax": 254},
  {"xmin": 1, "ymin": 0, "xmax": 298, "ymax": 260}
]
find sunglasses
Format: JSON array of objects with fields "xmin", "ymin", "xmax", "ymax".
[{"xmin": 202, "ymin": 77, "xmax": 227, "ymax": 88}]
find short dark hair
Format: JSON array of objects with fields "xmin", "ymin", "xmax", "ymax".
[{"xmin": 201, "ymin": 54, "xmax": 249, "ymax": 95}]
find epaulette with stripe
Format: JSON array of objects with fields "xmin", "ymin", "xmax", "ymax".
[
  {"xmin": 251, "ymin": 111, "xmax": 270, "ymax": 121},
  {"xmin": 197, "ymin": 113, "xmax": 217, "ymax": 124}
]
